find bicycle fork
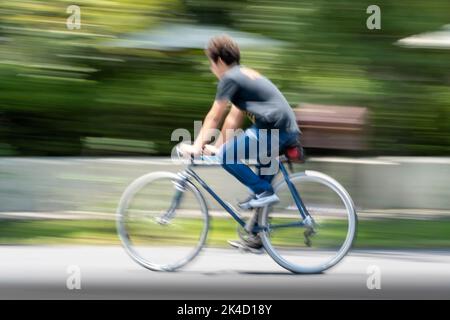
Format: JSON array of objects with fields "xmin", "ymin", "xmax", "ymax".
[{"xmin": 155, "ymin": 173, "xmax": 188, "ymax": 225}]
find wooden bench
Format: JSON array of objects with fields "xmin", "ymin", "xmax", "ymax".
[{"xmin": 294, "ymin": 103, "xmax": 369, "ymax": 150}]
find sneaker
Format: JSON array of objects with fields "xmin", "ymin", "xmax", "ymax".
[
  {"xmin": 228, "ymin": 240, "xmax": 264, "ymax": 254},
  {"xmin": 228, "ymin": 232, "xmax": 263, "ymax": 253},
  {"xmin": 248, "ymin": 191, "xmax": 279, "ymax": 208},
  {"xmin": 237, "ymin": 194, "xmax": 256, "ymax": 210}
]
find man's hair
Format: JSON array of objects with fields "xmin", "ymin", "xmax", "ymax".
[{"xmin": 206, "ymin": 35, "xmax": 240, "ymax": 66}]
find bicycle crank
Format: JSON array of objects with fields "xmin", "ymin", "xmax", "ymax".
[{"xmin": 303, "ymin": 227, "xmax": 317, "ymax": 247}]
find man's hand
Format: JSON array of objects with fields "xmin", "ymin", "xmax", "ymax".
[
  {"xmin": 203, "ymin": 144, "xmax": 219, "ymax": 156},
  {"xmin": 178, "ymin": 143, "xmax": 202, "ymax": 157}
]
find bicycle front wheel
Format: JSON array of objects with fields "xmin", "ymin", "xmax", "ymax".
[
  {"xmin": 260, "ymin": 170, "xmax": 357, "ymax": 274},
  {"xmin": 116, "ymin": 171, "xmax": 209, "ymax": 271}
]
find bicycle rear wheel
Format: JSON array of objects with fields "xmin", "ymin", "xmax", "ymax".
[
  {"xmin": 260, "ymin": 170, "xmax": 357, "ymax": 274},
  {"xmin": 116, "ymin": 171, "xmax": 209, "ymax": 271}
]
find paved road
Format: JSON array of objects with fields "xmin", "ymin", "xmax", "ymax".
[{"xmin": 0, "ymin": 246, "xmax": 449, "ymax": 299}]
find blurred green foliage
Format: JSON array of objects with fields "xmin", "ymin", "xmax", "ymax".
[
  {"xmin": 0, "ymin": 0, "xmax": 449, "ymax": 155},
  {"xmin": 1, "ymin": 217, "xmax": 450, "ymax": 248}
]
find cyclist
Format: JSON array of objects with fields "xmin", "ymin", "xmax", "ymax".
[{"xmin": 180, "ymin": 35, "xmax": 302, "ymax": 251}]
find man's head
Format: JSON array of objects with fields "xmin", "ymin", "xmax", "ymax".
[{"xmin": 205, "ymin": 35, "xmax": 240, "ymax": 79}]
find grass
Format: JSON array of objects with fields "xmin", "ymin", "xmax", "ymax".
[{"xmin": 0, "ymin": 217, "xmax": 449, "ymax": 249}]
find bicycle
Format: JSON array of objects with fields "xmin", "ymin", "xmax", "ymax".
[{"xmin": 116, "ymin": 144, "xmax": 357, "ymax": 274}]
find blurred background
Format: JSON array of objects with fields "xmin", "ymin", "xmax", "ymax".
[{"xmin": 0, "ymin": 0, "xmax": 449, "ymax": 248}]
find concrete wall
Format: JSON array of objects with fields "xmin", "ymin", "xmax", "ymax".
[{"xmin": 0, "ymin": 157, "xmax": 448, "ymax": 213}]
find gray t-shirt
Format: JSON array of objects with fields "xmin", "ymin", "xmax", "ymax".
[{"xmin": 216, "ymin": 65, "xmax": 300, "ymax": 134}]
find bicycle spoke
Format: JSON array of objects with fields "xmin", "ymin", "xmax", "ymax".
[
  {"xmin": 260, "ymin": 171, "xmax": 357, "ymax": 273},
  {"xmin": 117, "ymin": 172, "xmax": 209, "ymax": 271}
]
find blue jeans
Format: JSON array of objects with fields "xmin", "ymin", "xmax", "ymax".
[{"xmin": 218, "ymin": 126, "xmax": 299, "ymax": 194}]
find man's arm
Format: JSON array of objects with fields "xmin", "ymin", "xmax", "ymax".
[
  {"xmin": 192, "ymin": 99, "xmax": 229, "ymax": 151},
  {"xmin": 213, "ymin": 104, "xmax": 245, "ymax": 147}
]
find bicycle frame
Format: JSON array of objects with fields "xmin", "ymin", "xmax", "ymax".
[{"xmin": 171, "ymin": 158, "xmax": 312, "ymax": 234}]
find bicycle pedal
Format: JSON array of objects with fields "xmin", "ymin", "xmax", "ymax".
[{"xmin": 303, "ymin": 228, "xmax": 316, "ymax": 247}]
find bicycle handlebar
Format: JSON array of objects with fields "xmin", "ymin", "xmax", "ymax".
[{"xmin": 175, "ymin": 144, "xmax": 220, "ymax": 166}]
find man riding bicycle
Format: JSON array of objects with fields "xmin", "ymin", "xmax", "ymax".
[{"xmin": 180, "ymin": 35, "xmax": 302, "ymax": 251}]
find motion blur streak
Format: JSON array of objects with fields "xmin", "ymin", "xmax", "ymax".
[
  {"xmin": 0, "ymin": 1, "xmax": 449, "ymax": 156},
  {"xmin": 0, "ymin": 1, "xmax": 449, "ymax": 292}
]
